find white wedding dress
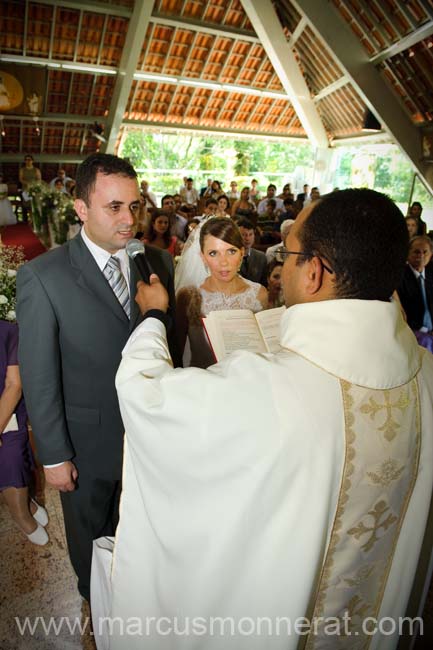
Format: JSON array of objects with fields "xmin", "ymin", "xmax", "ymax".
[{"xmin": 186, "ymin": 280, "xmax": 264, "ymax": 368}]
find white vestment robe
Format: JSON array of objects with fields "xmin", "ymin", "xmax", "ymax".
[{"xmin": 91, "ymin": 299, "xmax": 433, "ymax": 650}]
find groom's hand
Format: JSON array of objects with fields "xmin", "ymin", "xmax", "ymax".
[
  {"xmin": 135, "ymin": 275, "xmax": 169, "ymax": 314},
  {"xmin": 44, "ymin": 461, "xmax": 78, "ymax": 492}
]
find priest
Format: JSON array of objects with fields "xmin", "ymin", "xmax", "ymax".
[{"xmin": 92, "ymin": 188, "xmax": 433, "ymax": 650}]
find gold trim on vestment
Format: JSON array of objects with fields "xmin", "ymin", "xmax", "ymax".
[{"xmin": 303, "ymin": 378, "xmax": 420, "ymax": 649}]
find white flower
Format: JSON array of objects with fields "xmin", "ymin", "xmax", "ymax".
[
  {"xmin": 0, "ymin": 295, "xmax": 8, "ymax": 304},
  {"xmin": 7, "ymin": 269, "xmax": 17, "ymax": 277},
  {"xmin": 6, "ymin": 310, "xmax": 16, "ymax": 321}
]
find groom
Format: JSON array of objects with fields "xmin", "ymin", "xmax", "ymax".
[{"xmin": 16, "ymin": 153, "xmax": 179, "ymax": 602}]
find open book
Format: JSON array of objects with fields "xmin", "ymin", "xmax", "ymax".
[{"xmin": 202, "ymin": 306, "xmax": 285, "ymax": 362}]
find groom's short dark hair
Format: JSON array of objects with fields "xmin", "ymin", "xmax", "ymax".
[{"xmin": 76, "ymin": 153, "xmax": 137, "ymax": 206}]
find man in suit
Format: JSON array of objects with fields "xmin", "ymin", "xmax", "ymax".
[
  {"xmin": 237, "ymin": 218, "xmax": 268, "ymax": 287},
  {"xmin": 398, "ymin": 234, "xmax": 433, "ymax": 331},
  {"xmin": 16, "ymin": 153, "xmax": 179, "ymax": 603}
]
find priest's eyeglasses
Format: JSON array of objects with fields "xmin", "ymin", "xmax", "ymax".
[{"xmin": 276, "ymin": 247, "xmax": 334, "ymax": 274}]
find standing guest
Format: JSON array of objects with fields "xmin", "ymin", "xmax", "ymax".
[
  {"xmin": 142, "ymin": 210, "xmax": 182, "ymax": 257},
  {"xmin": 266, "ymin": 260, "xmax": 284, "ymax": 308},
  {"xmin": 179, "ymin": 177, "xmax": 199, "ymax": 214},
  {"xmin": 257, "ymin": 184, "xmax": 284, "ymax": 215},
  {"xmin": 94, "ymin": 188, "xmax": 433, "ymax": 650},
  {"xmin": 200, "ymin": 178, "xmax": 213, "ymax": 198},
  {"xmin": 227, "ymin": 181, "xmax": 240, "ymax": 201},
  {"xmin": 249, "ymin": 178, "xmax": 261, "ymax": 202},
  {"xmin": 16, "ymin": 153, "xmax": 179, "ymax": 603},
  {"xmin": 231, "ymin": 186, "xmax": 257, "ymax": 224},
  {"xmin": 161, "ymin": 194, "xmax": 187, "ymax": 241},
  {"xmin": 296, "ymin": 183, "xmax": 309, "ymax": 204},
  {"xmin": 19, "ymin": 155, "xmax": 41, "ymax": 222},
  {"xmin": 0, "ymin": 321, "xmax": 49, "ymax": 546},
  {"xmin": 397, "ymin": 235, "xmax": 433, "ymax": 351},
  {"xmin": 238, "ymin": 218, "xmax": 268, "ymax": 286},
  {"xmin": 0, "ymin": 174, "xmax": 16, "ymax": 225},
  {"xmin": 140, "ymin": 180, "xmax": 157, "ymax": 211}
]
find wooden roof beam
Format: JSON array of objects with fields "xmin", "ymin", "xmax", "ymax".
[
  {"xmin": 292, "ymin": 0, "xmax": 431, "ymax": 189},
  {"xmin": 102, "ymin": 1, "xmax": 155, "ymax": 154},
  {"xmin": 240, "ymin": 0, "xmax": 329, "ymax": 149}
]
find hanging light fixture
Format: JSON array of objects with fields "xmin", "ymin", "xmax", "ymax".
[{"xmin": 0, "ymin": 117, "xmax": 5, "ymax": 137}]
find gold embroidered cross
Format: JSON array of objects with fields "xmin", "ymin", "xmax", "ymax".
[
  {"xmin": 360, "ymin": 388, "xmax": 410, "ymax": 442},
  {"xmin": 348, "ymin": 500, "xmax": 397, "ymax": 552}
]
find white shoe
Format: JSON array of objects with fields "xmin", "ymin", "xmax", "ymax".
[
  {"xmin": 31, "ymin": 499, "xmax": 48, "ymax": 527},
  {"xmin": 26, "ymin": 523, "xmax": 49, "ymax": 546}
]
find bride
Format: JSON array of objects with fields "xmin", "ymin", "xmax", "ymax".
[{"xmin": 176, "ymin": 217, "xmax": 268, "ymax": 368}]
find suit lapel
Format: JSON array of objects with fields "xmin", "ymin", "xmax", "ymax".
[{"xmin": 68, "ymin": 233, "xmax": 129, "ymax": 324}]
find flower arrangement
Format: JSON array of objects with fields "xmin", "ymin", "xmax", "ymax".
[
  {"xmin": 0, "ymin": 245, "xmax": 25, "ymax": 322},
  {"xmin": 28, "ymin": 183, "xmax": 80, "ymax": 245}
]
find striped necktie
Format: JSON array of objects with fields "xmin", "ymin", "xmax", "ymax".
[
  {"xmin": 103, "ymin": 256, "xmax": 130, "ymax": 317},
  {"xmin": 418, "ymin": 274, "xmax": 432, "ymax": 331}
]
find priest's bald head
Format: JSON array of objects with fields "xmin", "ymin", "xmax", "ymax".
[{"xmin": 282, "ymin": 188, "xmax": 409, "ymax": 308}]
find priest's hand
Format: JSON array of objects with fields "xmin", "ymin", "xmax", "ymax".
[{"xmin": 135, "ymin": 275, "xmax": 169, "ymax": 314}]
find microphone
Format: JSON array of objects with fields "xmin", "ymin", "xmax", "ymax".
[{"xmin": 126, "ymin": 238, "xmax": 151, "ymax": 284}]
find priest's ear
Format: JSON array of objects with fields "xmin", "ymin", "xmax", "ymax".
[
  {"xmin": 74, "ymin": 198, "xmax": 88, "ymax": 223},
  {"xmin": 304, "ymin": 255, "xmax": 330, "ymax": 297}
]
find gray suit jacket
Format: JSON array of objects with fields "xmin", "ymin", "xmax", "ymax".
[
  {"xmin": 16, "ymin": 233, "xmax": 178, "ymax": 479},
  {"xmin": 240, "ymin": 247, "xmax": 268, "ymax": 287}
]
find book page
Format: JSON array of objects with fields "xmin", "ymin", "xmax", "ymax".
[
  {"xmin": 255, "ymin": 306, "xmax": 286, "ymax": 353},
  {"xmin": 203, "ymin": 310, "xmax": 266, "ymax": 361}
]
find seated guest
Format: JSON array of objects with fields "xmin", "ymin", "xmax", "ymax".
[
  {"xmin": 209, "ymin": 180, "xmax": 224, "ymax": 199},
  {"xmin": 238, "ymin": 218, "xmax": 268, "ymax": 287},
  {"xmin": 398, "ymin": 235, "xmax": 433, "ymax": 351},
  {"xmin": 277, "ymin": 183, "xmax": 294, "ymax": 201},
  {"xmin": 216, "ymin": 194, "xmax": 231, "ymax": 218},
  {"xmin": 201, "ymin": 197, "xmax": 218, "ymax": 218},
  {"xmin": 0, "ymin": 174, "xmax": 16, "ymax": 226},
  {"xmin": 265, "ymin": 219, "xmax": 295, "ymax": 262},
  {"xmin": 49, "ymin": 168, "xmax": 73, "ymax": 189},
  {"xmin": 231, "ymin": 187, "xmax": 257, "ymax": 225},
  {"xmin": 176, "ymin": 217, "xmax": 267, "ymax": 368},
  {"xmin": 53, "ymin": 178, "xmax": 67, "ymax": 193},
  {"xmin": 257, "ymin": 198, "xmax": 282, "ymax": 244},
  {"xmin": 227, "ymin": 181, "xmax": 239, "ymax": 201},
  {"xmin": 257, "ymin": 184, "xmax": 284, "ymax": 215},
  {"xmin": 408, "ymin": 201, "xmax": 427, "ymax": 235},
  {"xmin": 266, "ymin": 260, "xmax": 284, "ymax": 308},
  {"xmin": 142, "ymin": 210, "xmax": 182, "ymax": 257},
  {"xmin": 405, "ymin": 216, "xmax": 419, "ymax": 239},
  {"xmin": 161, "ymin": 194, "xmax": 187, "ymax": 241}
]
